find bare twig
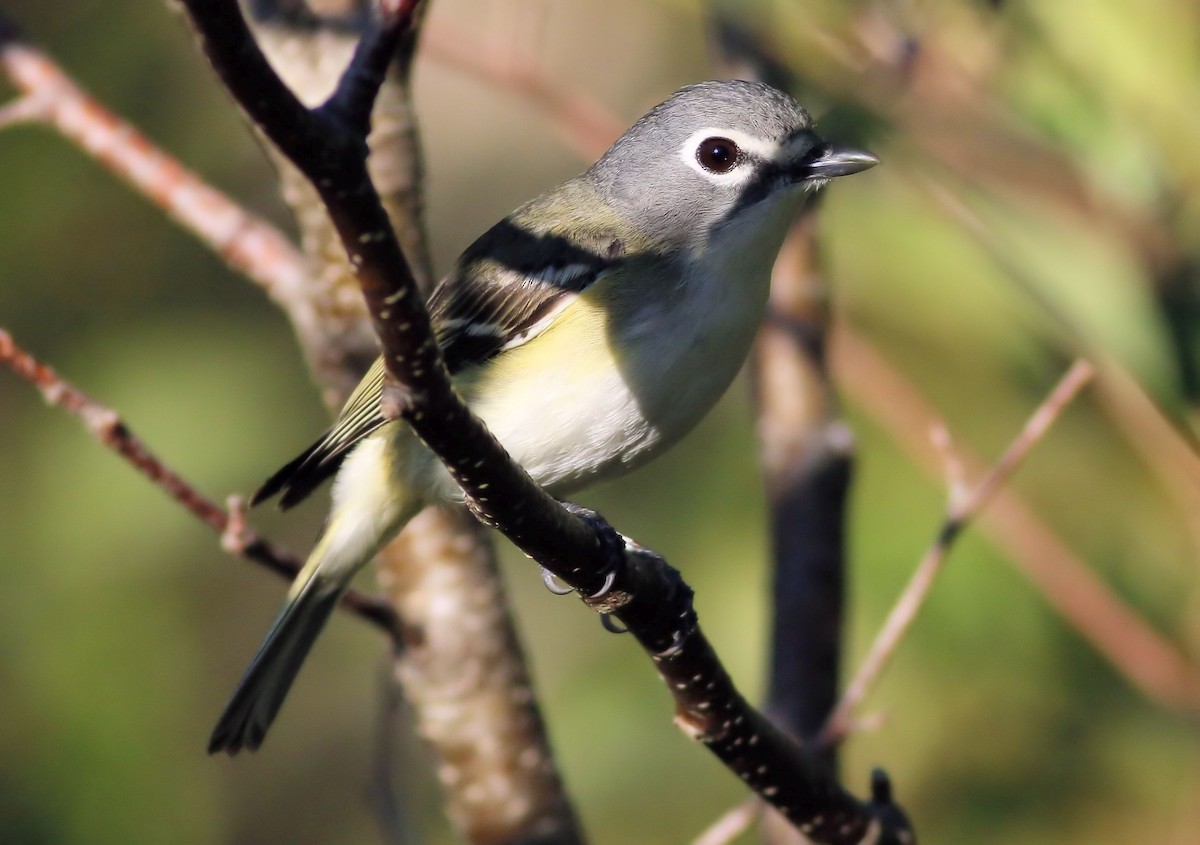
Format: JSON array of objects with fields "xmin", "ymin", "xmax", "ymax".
[
  {"xmin": 691, "ymin": 798, "xmax": 763, "ymax": 845},
  {"xmin": 0, "ymin": 11, "xmax": 383, "ymax": 405},
  {"xmin": 176, "ymin": 2, "xmax": 912, "ymax": 840},
  {"xmin": 838, "ymin": 331, "xmax": 1200, "ymax": 715},
  {"xmin": 820, "ymin": 360, "xmax": 1096, "ymax": 746},
  {"xmin": 0, "ymin": 328, "xmax": 400, "ymax": 639}
]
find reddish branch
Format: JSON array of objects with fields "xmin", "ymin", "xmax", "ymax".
[
  {"xmin": 175, "ymin": 1, "xmax": 913, "ymax": 841},
  {"xmin": 0, "ymin": 328, "xmax": 401, "ymax": 639}
]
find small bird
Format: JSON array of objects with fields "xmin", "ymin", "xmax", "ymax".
[{"xmin": 210, "ymin": 79, "xmax": 877, "ymax": 754}]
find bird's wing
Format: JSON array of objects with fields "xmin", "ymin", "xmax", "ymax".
[
  {"xmin": 250, "ymin": 358, "xmax": 389, "ymax": 509},
  {"xmin": 253, "ymin": 205, "xmax": 630, "ymax": 509}
]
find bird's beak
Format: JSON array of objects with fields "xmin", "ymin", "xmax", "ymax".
[{"xmin": 802, "ymin": 144, "xmax": 879, "ymax": 179}]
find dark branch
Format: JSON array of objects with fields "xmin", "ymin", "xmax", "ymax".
[
  {"xmin": 176, "ymin": 2, "xmax": 912, "ymax": 840},
  {"xmin": 316, "ymin": 3, "xmax": 414, "ymax": 139}
]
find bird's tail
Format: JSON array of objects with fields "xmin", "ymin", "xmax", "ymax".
[
  {"xmin": 210, "ymin": 435, "xmax": 420, "ymax": 754},
  {"xmin": 213, "ymin": 477, "xmax": 420, "ymax": 753},
  {"xmin": 207, "ymin": 556, "xmax": 343, "ymax": 755}
]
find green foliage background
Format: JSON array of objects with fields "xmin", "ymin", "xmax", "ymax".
[{"xmin": 1, "ymin": 1, "xmax": 1198, "ymax": 842}]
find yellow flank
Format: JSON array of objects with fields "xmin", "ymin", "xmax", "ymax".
[
  {"xmin": 474, "ymin": 290, "xmax": 613, "ymax": 394},
  {"xmin": 442, "ymin": 273, "xmax": 648, "ymax": 496}
]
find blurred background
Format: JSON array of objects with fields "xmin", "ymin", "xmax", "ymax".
[{"xmin": 2, "ymin": 0, "xmax": 1199, "ymax": 842}]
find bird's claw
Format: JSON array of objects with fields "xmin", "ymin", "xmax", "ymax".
[
  {"xmin": 600, "ymin": 613, "xmax": 628, "ymax": 634},
  {"xmin": 558, "ymin": 500, "xmax": 625, "ymax": 599},
  {"xmin": 540, "ymin": 567, "xmax": 575, "ymax": 595}
]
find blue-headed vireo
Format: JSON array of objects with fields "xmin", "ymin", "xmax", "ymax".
[{"xmin": 210, "ymin": 79, "xmax": 877, "ymax": 754}]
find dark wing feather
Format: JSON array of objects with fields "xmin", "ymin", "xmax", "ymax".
[
  {"xmin": 430, "ymin": 216, "xmax": 622, "ymax": 372},
  {"xmin": 250, "ymin": 360, "xmax": 387, "ymax": 509},
  {"xmin": 252, "ymin": 199, "xmax": 628, "ymax": 510}
]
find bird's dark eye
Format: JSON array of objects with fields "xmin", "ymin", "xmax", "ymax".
[{"xmin": 696, "ymin": 137, "xmax": 741, "ymax": 173}]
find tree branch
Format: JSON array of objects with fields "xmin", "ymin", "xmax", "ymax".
[
  {"xmin": 0, "ymin": 328, "xmax": 401, "ymax": 638},
  {"xmin": 690, "ymin": 798, "xmax": 761, "ymax": 845},
  {"xmin": 176, "ymin": 1, "xmax": 913, "ymax": 840},
  {"xmin": 837, "ymin": 331, "xmax": 1200, "ymax": 715},
  {"xmin": 819, "ymin": 360, "xmax": 1095, "ymax": 747}
]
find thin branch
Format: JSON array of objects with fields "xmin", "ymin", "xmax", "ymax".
[
  {"xmin": 691, "ymin": 798, "xmax": 762, "ymax": 845},
  {"xmin": 923, "ymin": 178, "xmax": 1200, "ymax": 545},
  {"xmin": 838, "ymin": 331, "xmax": 1200, "ymax": 715},
  {"xmin": 176, "ymin": 2, "xmax": 912, "ymax": 840},
  {"xmin": 0, "ymin": 11, "xmax": 384, "ymax": 404},
  {"xmin": 819, "ymin": 360, "xmax": 1095, "ymax": 746},
  {"xmin": 0, "ymin": 328, "xmax": 401, "ymax": 640}
]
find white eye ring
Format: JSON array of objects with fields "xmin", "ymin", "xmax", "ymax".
[{"xmin": 678, "ymin": 128, "xmax": 777, "ymax": 185}]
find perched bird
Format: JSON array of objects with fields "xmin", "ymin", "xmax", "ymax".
[{"xmin": 210, "ymin": 79, "xmax": 877, "ymax": 754}]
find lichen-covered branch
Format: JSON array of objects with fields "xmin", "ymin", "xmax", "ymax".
[{"xmin": 379, "ymin": 507, "xmax": 582, "ymax": 844}]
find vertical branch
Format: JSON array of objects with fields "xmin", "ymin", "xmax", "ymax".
[
  {"xmin": 0, "ymin": 329, "xmax": 400, "ymax": 634},
  {"xmin": 380, "ymin": 507, "xmax": 583, "ymax": 845},
  {"xmin": 754, "ymin": 208, "xmax": 854, "ymax": 771},
  {"xmin": 249, "ymin": 0, "xmax": 434, "ymax": 406},
  {"xmin": 836, "ymin": 332, "xmax": 1200, "ymax": 716},
  {"xmin": 239, "ymin": 2, "xmax": 586, "ymax": 842}
]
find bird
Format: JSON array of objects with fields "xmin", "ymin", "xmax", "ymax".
[{"xmin": 209, "ymin": 79, "xmax": 877, "ymax": 754}]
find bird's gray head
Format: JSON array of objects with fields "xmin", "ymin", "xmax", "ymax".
[{"xmin": 587, "ymin": 80, "xmax": 876, "ymax": 253}]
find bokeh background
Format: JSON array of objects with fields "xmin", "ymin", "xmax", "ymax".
[{"xmin": 2, "ymin": 0, "xmax": 1199, "ymax": 842}]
